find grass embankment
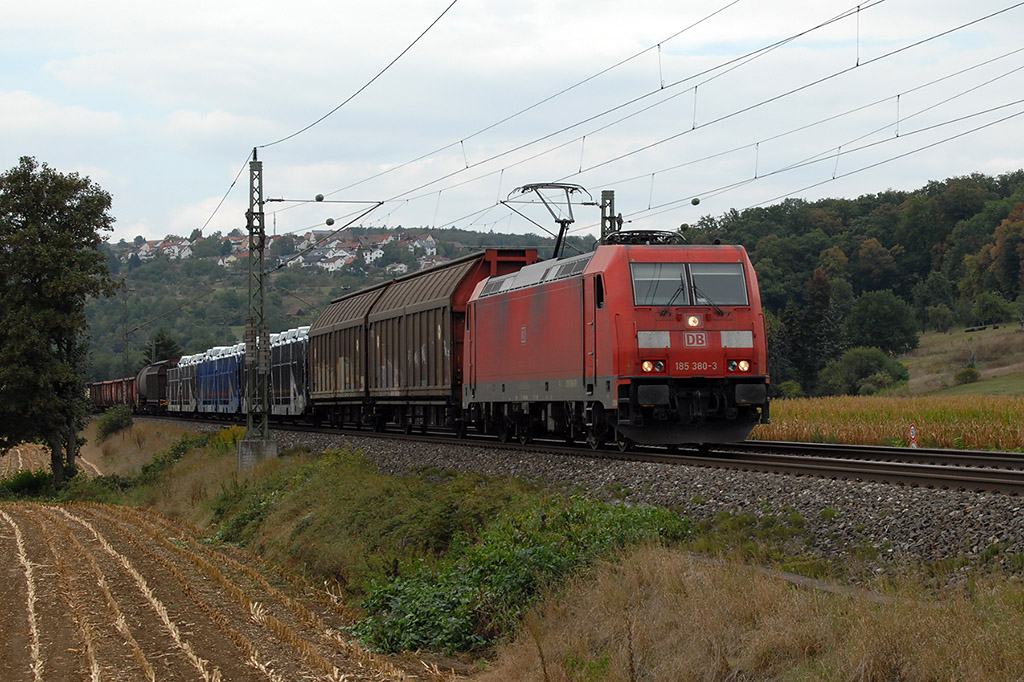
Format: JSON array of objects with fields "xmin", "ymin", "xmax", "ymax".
[{"xmin": 4, "ymin": 412, "xmax": 1024, "ymax": 680}]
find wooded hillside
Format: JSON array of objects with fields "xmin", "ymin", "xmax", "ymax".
[
  {"xmin": 86, "ymin": 169, "xmax": 1024, "ymax": 396},
  {"xmin": 689, "ymin": 169, "xmax": 1024, "ymax": 395}
]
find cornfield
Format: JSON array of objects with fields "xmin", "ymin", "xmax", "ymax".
[{"xmin": 751, "ymin": 395, "xmax": 1024, "ymax": 451}]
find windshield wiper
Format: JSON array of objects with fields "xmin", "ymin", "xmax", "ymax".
[
  {"xmin": 693, "ymin": 284, "xmax": 725, "ymax": 316},
  {"xmin": 659, "ymin": 273, "xmax": 687, "ymax": 316}
]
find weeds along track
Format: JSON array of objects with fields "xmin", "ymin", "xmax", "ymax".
[{"xmin": 0, "ymin": 502, "xmax": 423, "ymax": 682}]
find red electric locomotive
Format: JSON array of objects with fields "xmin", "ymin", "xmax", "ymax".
[{"xmin": 462, "ymin": 231, "xmax": 770, "ymax": 447}]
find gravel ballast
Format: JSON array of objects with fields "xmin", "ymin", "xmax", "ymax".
[
  {"xmin": 172, "ymin": 419, "xmax": 1023, "ymax": 573},
  {"xmin": 256, "ymin": 427, "xmax": 1024, "ymax": 573}
]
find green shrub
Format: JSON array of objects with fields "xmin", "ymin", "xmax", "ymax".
[
  {"xmin": 954, "ymin": 366, "xmax": 981, "ymax": 385},
  {"xmin": 95, "ymin": 404, "xmax": 133, "ymax": 441},
  {"xmin": 777, "ymin": 380, "xmax": 804, "ymax": 398},
  {"xmin": 354, "ymin": 495, "xmax": 691, "ymax": 653},
  {"xmin": 0, "ymin": 468, "xmax": 53, "ymax": 498},
  {"xmin": 817, "ymin": 347, "xmax": 909, "ymax": 396}
]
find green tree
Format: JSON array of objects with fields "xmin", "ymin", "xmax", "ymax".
[
  {"xmin": 0, "ymin": 157, "xmax": 116, "ymax": 486},
  {"xmin": 143, "ymin": 328, "xmax": 182, "ymax": 366},
  {"xmin": 925, "ymin": 304, "xmax": 955, "ymax": 332},
  {"xmin": 845, "ymin": 290, "xmax": 918, "ymax": 355},
  {"xmin": 191, "ymin": 233, "xmax": 225, "ymax": 258},
  {"xmin": 268, "ymin": 234, "xmax": 297, "ymax": 262},
  {"xmin": 971, "ymin": 291, "xmax": 1015, "ymax": 325},
  {"xmin": 818, "ymin": 347, "xmax": 909, "ymax": 396},
  {"xmin": 850, "ymin": 237, "xmax": 900, "ymax": 294},
  {"xmin": 981, "ymin": 203, "xmax": 1024, "ymax": 300}
]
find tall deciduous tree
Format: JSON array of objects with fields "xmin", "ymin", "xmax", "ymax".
[
  {"xmin": 845, "ymin": 290, "xmax": 919, "ymax": 356},
  {"xmin": 0, "ymin": 157, "xmax": 116, "ymax": 486}
]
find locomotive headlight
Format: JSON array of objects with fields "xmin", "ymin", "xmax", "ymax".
[
  {"xmin": 728, "ymin": 359, "xmax": 752, "ymax": 372},
  {"xmin": 641, "ymin": 360, "xmax": 666, "ymax": 373},
  {"xmin": 685, "ymin": 314, "xmax": 702, "ymax": 328}
]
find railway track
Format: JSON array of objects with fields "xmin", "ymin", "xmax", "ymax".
[
  {"xmin": 663, "ymin": 442, "xmax": 1024, "ymax": 496},
  {"xmin": 143, "ymin": 416, "xmax": 1024, "ymax": 496}
]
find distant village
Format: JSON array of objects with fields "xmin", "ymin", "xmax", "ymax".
[{"xmin": 113, "ymin": 230, "xmax": 449, "ymax": 276}]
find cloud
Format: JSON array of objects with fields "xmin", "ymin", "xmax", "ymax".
[{"xmin": 0, "ymin": 90, "xmax": 123, "ymax": 134}]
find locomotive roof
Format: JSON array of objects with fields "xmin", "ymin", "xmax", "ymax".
[
  {"xmin": 473, "ymin": 243, "xmax": 751, "ymax": 299},
  {"xmin": 478, "ymin": 251, "xmax": 593, "ymax": 298},
  {"xmin": 310, "ymin": 249, "xmax": 538, "ymax": 335}
]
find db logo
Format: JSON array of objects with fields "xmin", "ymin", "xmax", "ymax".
[{"xmin": 684, "ymin": 332, "xmax": 707, "ymax": 347}]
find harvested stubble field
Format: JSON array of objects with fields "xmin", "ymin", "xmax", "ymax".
[
  {"xmin": 0, "ymin": 445, "xmax": 55, "ymax": 478},
  {"xmin": 0, "ymin": 501, "xmax": 420, "ymax": 681}
]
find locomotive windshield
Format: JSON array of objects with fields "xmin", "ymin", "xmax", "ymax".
[
  {"xmin": 690, "ymin": 263, "xmax": 748, "ymax": 306},
  {"xmin": 631, "ymin": 263, "xmax": 688, "ymax": 306},
  {"xmin": 630, "ymin": 262, "xmax": 748, "ymax": 307}
]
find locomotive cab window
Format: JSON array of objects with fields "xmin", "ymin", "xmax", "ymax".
[
  {"xmin": 630, "ymin": 262, "xmax": 748, "ymax": 307},
  {"xmin": 690, "ymin": 263, "xmax": 748, "ymax": 306},
  {"xmin": 631, "ymin": 263, "xmax": 688, "ymax": 306}
]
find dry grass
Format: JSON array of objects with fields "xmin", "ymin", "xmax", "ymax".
[
  {"xmin": 904, "ymin": 326, "xmax": 1024, "ymax": 394},
  {"xmin": 80, "ymin": 419, "xmax": 195, "ymax": 477},
  {"xmin": 752, "ymin": 395, "xmax": 1024, "ymax": 450},
  {"xmin": 477, "ymin": 546, "xmax": 1024, "ymax": 682}
]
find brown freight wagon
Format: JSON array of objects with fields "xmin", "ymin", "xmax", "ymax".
[{"xmin": 308, "ymin": 249, "xmax": 539, "ymax": 431}]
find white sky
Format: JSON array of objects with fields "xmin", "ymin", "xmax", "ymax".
[{"xmin": 2, "ymin": 0, "xmax": 1022, "ymax": 245}]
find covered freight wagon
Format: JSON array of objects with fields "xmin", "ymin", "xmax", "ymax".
[
  {"xmin": 167, "ymin": 353, "xmax": 201, "ymax": 413},
  {"xmin": 90, "ymin": 376, "xmax": 136, "ymax": 410},
  {"xmin": 308, "ymin": 249, "xmax": 539, "ymax": 431},
  {"xmin": 270, "ymin": 326, "xmax": 310, "ymax": 417},
  {"xmin": 136, "ymin": 360, "xmax": 173, "ymax": 414},
  {"xmin": 196, "ymin": 343, "xmax": 244, "ymax": 414}
]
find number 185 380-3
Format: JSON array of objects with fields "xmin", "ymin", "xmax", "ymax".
[{"xmin": 675, "ymin": 361, "xmax": 718, "ymax": 371}]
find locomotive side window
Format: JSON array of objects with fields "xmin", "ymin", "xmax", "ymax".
[
  {"xmin": 595, "ymin": 275, "xmax": 605, "ymax": 309},
  {"xmin": 690, "ymin": 263, "xmax": 748, "ymax": 306},
  {"xmin": 631, "ymin": 263, "xmax": 688, "ymax": 306}
]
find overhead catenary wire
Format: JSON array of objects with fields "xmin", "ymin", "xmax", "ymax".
[
  {"xmin": 302, "ymin": 0, "xmax": 750, "ymax": 203},
  {"xmin": 353, "ymin": 0, "xmax": 1005, "ymax": 230},
  {"xmin": 303, "ymin": 0, "xmax": 885, "ymax": 213},
  {"xmin": 601, "ymin": 102, "xmax": 1024, "ymax": 228},
  {"xmin": 421, "ymin": 7, "xmax": 1024, "ymax": 234},
  {"xmin": 565, "ymin": 0, "xmax": 1024, "ymax": 180},
  {"xmin": 192, "ymin": 2, "xmax": 1020, "ymax": 246},
  {"xmin": 579, "ymin": 47, "xmax": 1024, "ymax": 209},
  {"xmin": 257, "ymin": 0, "xmax": 462, "ymax": 150}
]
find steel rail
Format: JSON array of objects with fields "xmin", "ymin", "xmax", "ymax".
[
  {"xmin": 722, "ymin": 440, "xmax": 1024, "ymax": 470},
  {"xmin": 140, "ymin": 416, "xmax": 1024, "ymax": 495}
]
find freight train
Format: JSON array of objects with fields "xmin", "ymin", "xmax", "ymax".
[{"xmin": 91, "ymin": 233, "xmax": 770, "ymax": 447}]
